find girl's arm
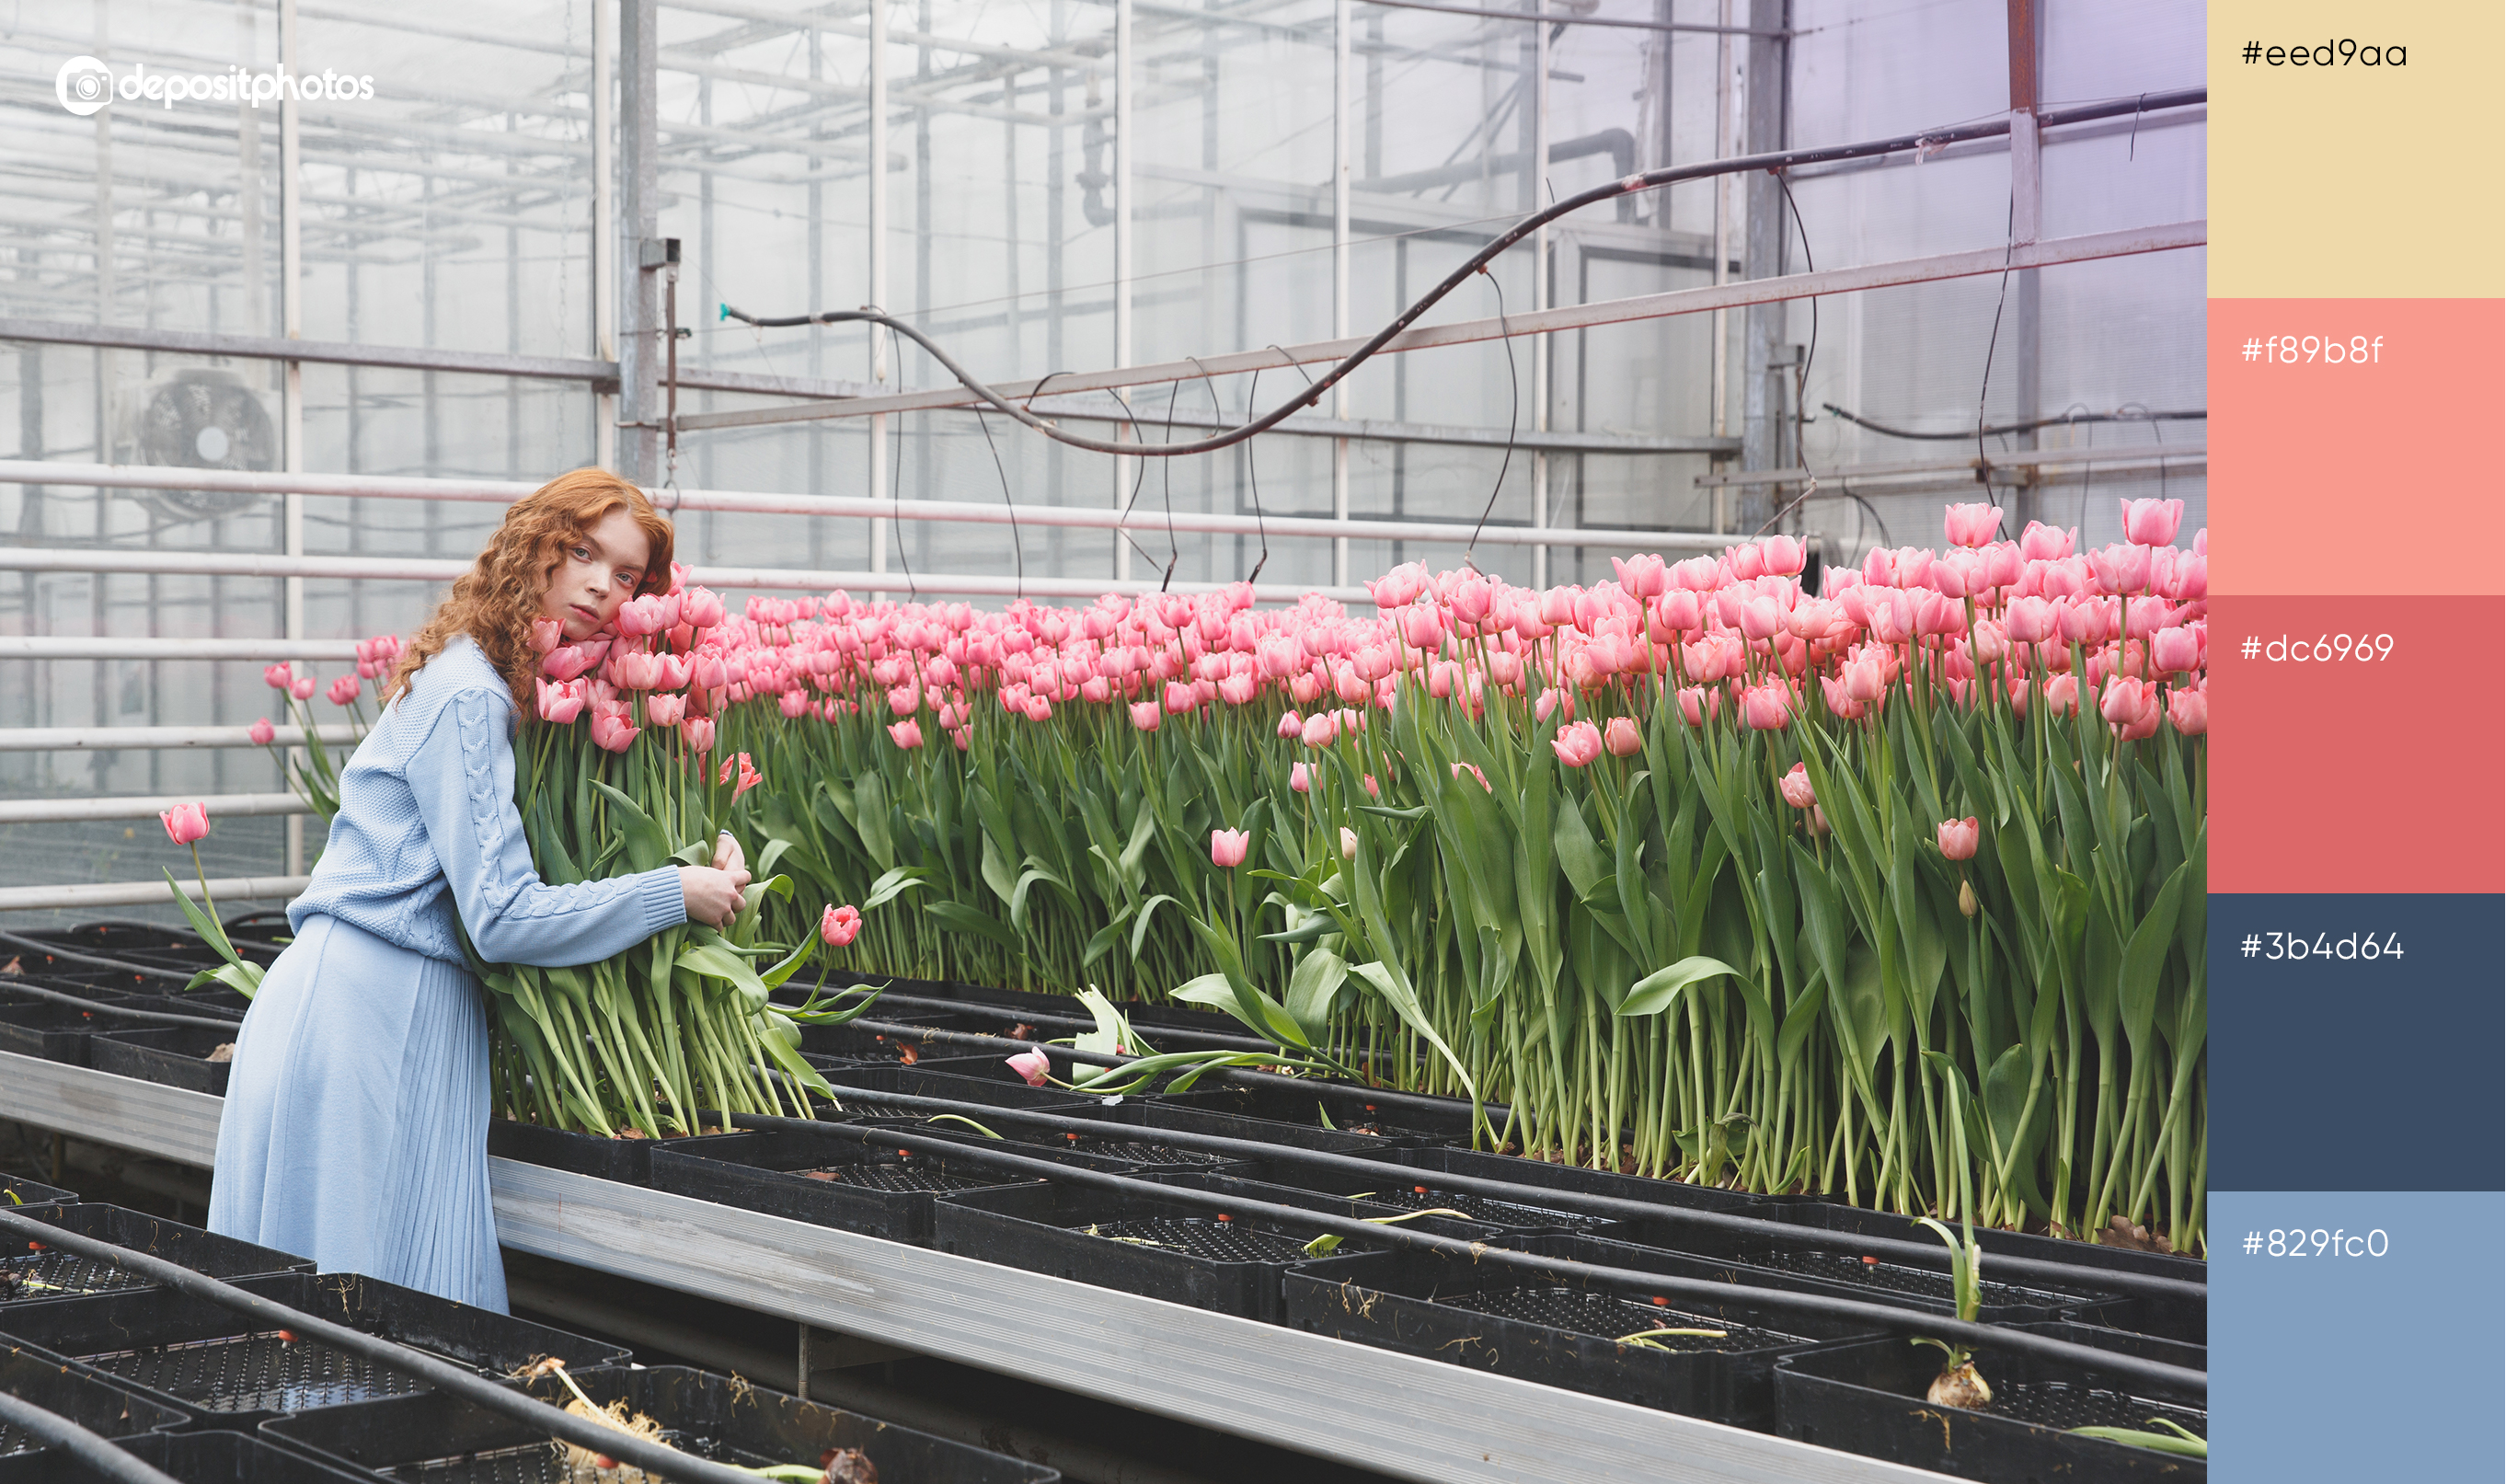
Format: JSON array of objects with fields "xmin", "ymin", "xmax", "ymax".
[{"xmin": 407, "ymin": 684, "xmax": 686, "ymax": 966}]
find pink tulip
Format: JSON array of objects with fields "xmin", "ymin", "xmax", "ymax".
[
  {"xmin": 1603, "ymin": 717, "xmax": 1643, "ymax": 757},
  {"xmin": 1277, "ymin": 710, "xmax": 1304, "ymax": 739},
  {"xmin": 680, "ymin": 717, "xmax": 716, "ymax": 754},
  {"xmin": 1006, "ymin": 1047, "xmax": 1052, "ymax": 1087},
  {"xmin": 2003, "ymin": 595, "xmax": 2058, "ymax": 645},
  {"xmin": 1339, "ymin": 827, "xmax": 1360, "ymax": 859},
  {"xmin": 2041, "ymin": 674, "xmax": 2081, "ymax": 716},
  {"xmin": 1779, "ymin": 763, "xmax": 1816, "ymax": 809},
  {"xmin": 248, "ymin": 717, "xmax": 276, "ymax": 746},
  {"xmin": 1210, "ymin": 829, "xmax": 1250, "ymax": 869},
  {"xmin": 1758, "ymin": 535, "xmax": 1807, "ymax": 576},
  {"xmin": 2166, "ymin": 686, "xmax": 2208, "ymax": 736},
  {"xmin": 681, "ymin": 588, "xmax": 727, "ymax": 629},
  {"xmin": 2088, "ymin": 543, "xmax": 2151, "ymax": 596},
  {"xmin": 326, "ymin": 674, "xmax": 361, "ymax": 707},
  {"xmin": 542, "ymin": 645, "xmax": 595, "ymax": 683},
  {"xmin": 644, "ymin": 692, "xmax": 686, "ymax": 728},
  {"xmin": 2120, "ymin": 497, "xmax": 2184, "ymax": 548},
  {"xmin": 779, "ymin": 688, "xmax": 812, "ymax": 719},
  {"xmin": 1739, "ymin": 684, "xmax": 1790, "ymax": 731},
  {"xmin": 1451, "ymin": 761, "xmax": 1491, "ymax": 791},
  {"xmin": 159, "ymin": 801, "xmax": 210, "ymax": 846},
  {"xmin": 1362, "ymin": 773, "xmax": 1381, "ymax": 798},
  {"xmin": 1130, "ymin": 700, "xmax": 1163, "ymax": 732},
  {"xmin": 2017, "ymin": 521, "xmax": 2075, "ymax": 561},
  {"xmin": 1288, "ymin": 762, "xmax": 1312, "ymax": 793},
  {"xmin": 263, "ymin": 663, "xmax": 293, "ymax": 691},
  {"xmin": 1534, "ymin": 687, "xmax": 1575, "ymax": 723},
  {"xmin": 2152, "ymin": 626, "xmax": 2202, "ymax": 674},
  {"xmin": 718, "ymin": 752, "xmax": 764, "ymax": 800},
  {"xmin": 1937, "ymin": 817, "xmax": 1980, "ymax": 861},
  {"xmin": 1842, "ymin": 651, "xmax": 1889, "ymax": 704},
  {"xmin": 535, "ymin": 678, "xmax": 586, "ymax": 724},
  {"xmin": 591, "ymin": 712, "xmax": 639, "ymax": 753},
  {"xmin": 822, "ymin": 903, "xmax": 862, "ymax": 948},
  {"xmin": 1301, "ymin": 711, "xmax": 1339, "ymax": 747},
  {"xmin": 1676, "ymin": 686, "xmax": 1719, "ymax": 726},
  {"xmin": 615, "ymin": 594, "xmax": 667, "ymax": 637},
  {"xmin": 2166, "ymin": 553, "xmax": 2209, "ymax": 602},
  {"xmin": 888, "ymin": 719, "xmax": 925, "ymax": 749},
  {"xmin": 1550, "ymin": 720, "xmax": 1604, "ymax": 767},
  {"xmin": 1819, "ymin": 674, "xmax": 1865, "ymax": 720},
  {"xmin": 1611, "ymin": 554, "xmax": 1669, "ymax": 599},
  {"xmin": 290, "ymin": 676, "xmax": 316, "ymax": 701},
  {"xmin": 888, "ymin": 684, "xmax": 921, "ymax": 717},
  {"xmin": 1943, "ymin": 501, "xmax": 2002, "ymax": 548},
  {"xmin": 1739, "ymin": 595, "xmax": 1787, "ymax": 642}
]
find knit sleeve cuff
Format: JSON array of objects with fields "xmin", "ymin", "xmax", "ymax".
[{"xmin": 636, "ymin": 865, "xmax": 688, "ymax": 937}]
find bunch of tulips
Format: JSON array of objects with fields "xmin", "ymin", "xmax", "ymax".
[{"xmin": 261, "ymin": 496, "xmax": 2209, "ymax": 1252}]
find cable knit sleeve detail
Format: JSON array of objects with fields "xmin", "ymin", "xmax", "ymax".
[{"xmin": 404, "ymin": 684, "xmax": 689, "ymax": 968}]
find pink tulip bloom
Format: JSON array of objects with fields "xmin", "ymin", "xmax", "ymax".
[
  {"xmin": 1739, "ymin": 595, "xmax": 1787, "ymax": 641},
  {"xmin": 1819, "ymin": 674, "xmax": 1865, "ymax": 720},
  {"xmin": 888, "ymin": 719, "xmax": 925, "ymax": 750},
  {"xmin": 2166, "ymin": 553, "xmax": 2209, "ymax": 602},
  {"xmin": 1739, "ymin": 684, "xmax": 1790, "ymax": 731},
  {"xmin": 536, "ymin": 679, "xmax": 586, "ymax": 724},
  {"xmin": 2041, "ymin": 674, "xmax": 2081, "ymax": 716},
  {"xmin": 1289, "ymin": 762, "xmax": 1312, "ymax": 793},
  {"xmin": 160, "ymin": 801, "xmax": 210, "ymax": 846},
  {"xmin": 591, "ymin": 712, "xmax": 639, "ymax": 753},
  {"xmin": 1942, "ymin": 502, "xmax": 2002, "ymax": 548},
  {"xmin": 2166, "ymin": 687, "xmax": 2208, "ymax": 735},
  {"xmin": 1533, "ymin": 687, "xmax": 1575, "ymax": 723},
  {"xmin": 1025, "ymin": 694, "xmax": 1053, "ymax": 722},
  {"xmin": 2056, "ymin": 598, "xmax": 2109, "ymax": 646},
  {"xmin": 1211, "ymin": 829, "xmax": 1250, "ymax": 868},
  {"xmin": 542, "ymin": 645, "xmax": 596, "ymax": 683},
  {"xmin": 1676, "ymin": 685, "xmax": 1718, "ymax": 726},
  {"xmin": 615, "ymin": 594, "xmax": 667, "ymax": 637},
  {"xmin": 887, "ymin": 684, "xmax": 921, "ymax": 717},
  {"xmin": 1937, "ymin": 816, "xmax": 1980, "ymax": 860},
  {"xmin": 1301, "ymin": 711, "xmax": 1339, "ymax": 747},
  {"xmin": 1602, "ymin": 717, "xmax": 1643, "ymax": 757},
  {"xmin": 681, "ymin": 588, "xmax": 727, "ymax": 629},
  {"xmin": 1841, "ymin": 651, "xmax": 1889, "ymax": 704},
  {"xmin": 1611, "ymin": 554, "xmax": 1669, "ymax": 599},
  {"xmin": 2003, "ymin": 595, "xmax": 2058, "ymax": 645},
  {"xmin": 1339, "ymin": 826, "xmax": 1360, "ymax": 859},
  {"xmin": 2098, "ymin": 674, "xmax": 2150, "ymax": 727},
  {"xmin": 326, "ymin": 675, "xmax": 361, "ymax": 707},
  {"xmin": 1218, "ymin": 673, "xmax": 1258, "ymax": 706},
  {"xmin": 2152, "ymin": 625, "xmax": 2202, "ymax": 674},
  {"xmin": 779, "ymin": 688, "xmax": 812, "ymax": 719},
  {"xmin": 290, "ymin": 676, "xmax": 316, "ymax": 701},
  {"xmin": 2088, "ymin": 542, "xmax": 2151, "ymax": 596},
  {"xmin": 1780, "ymin": 763, "xmax": 1816, "ymax": 809},
  {"xmin": 1006, "ymin": 1048, "xmax": 1052, "ymax": 1087},
  {"xmin": 822, "ymin": 903, "xmax": 862, "ymax": 947},
  {"xmin": 528, "ymin": 617, "xmax": 566, "ymax": 655},
  {"xmin": 2120, "ymin": 498, "xmax": 2184, "ymax": 548},
  {"xmin": 1551, "ymin": 720, "xmax": 1604, "ymax": 767},
  {"xmin": 1362, "ymin": 773, "xmax": 1381, "ymax": 798},
  {"xmin": 1277, "ymin": 710, "xmax": 1305, "ymax": 739},
  {"xmin": 248, "ymin": 717, "xmax": 276, "ymax": 746},
  {"xmin": 1451, "ymin": 761, "xmax": 1491, "ymax": 791},
  {"xmin": 263, "ymin": 662, "xmax": 292, "ymax": 691},
  {"xmin": 2017, "ymin": 521, "xmax": 2075, "ymax": 561},
  {"xmin": 680, "ymin": 717, "xmax": 716, "ymax": 754},
  {"xmin": 1129, "ymin": 700, "xmax": 1163, "ymax": 732},
  {"xmin": 1758, "ymin": 535, "xmax": 1807, "ymax": 577}
]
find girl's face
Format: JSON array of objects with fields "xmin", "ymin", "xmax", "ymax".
[{"xmin": 540, "ymin": 506, "xmax": 653, "ymax": 642}]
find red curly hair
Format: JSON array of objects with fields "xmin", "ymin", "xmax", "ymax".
[{"xmin": 386, "ymin": 468, "xmax": 675, "ymax": 715}]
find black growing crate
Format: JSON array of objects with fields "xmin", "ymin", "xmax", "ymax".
[
  {"xmin": 1148, "ymin": 1157, "xmax": 1618, "ymax": 1239},
  {"xmin": 91, "ymin": 1026, "xmax": 242, "ymax": 1097},
  {"xmin": 1389, "ymin": 1145, "xmax": 1767, "ymax": 1215},
  {"xmin": 0, "ymin": 1430, "xmax": 370, "ymax": 1484},
  {"xmin": 1, "ymin": 1271, "xmax": 626, "ymax": 1422},
  {"xmin": 907, "ymin": 1095, "xmax": 1402, "ymax": 1168},
  {"xmin": 1150, "ymin": 1078, "xmax": 1490, "ymax": 1147},
  {"xmin": 1775, "ymin": 1332, "xmax": 2207, "ymax": 1481},
  {"xmin": 0, "ymin": 1346, "xmax": 186, "ymax": 1462},
  {"xmin": 267, "ymin": 1364, "xmax": 1063, "ymax": 1484},
  {"xmin": 1, "ymin": 1176, "xmax": 76, "ymax": 1208},
  {"xmin": 814, "ymin": 1060, "xmax": 1098, "ymax": 1116},
  {"xmin": 648, "ymin": 1127, "xmax": 1047, "ymax": 1245},
  {"xmin": 0, "ymin": 991, "xmax": 170, "ymax": 1065},
  {"xmin": 1768, "ymin": 1195, "xmax": 2212, "ymax": 1283},
  {"xmin": 1284, "ymin": 1241, "xmax": 1880, "ymax": 1429},
  {"xmin": 932, "ymin": 1179, "xmax": 1400, "ymax": 1322},
  {"xmin": 1568, "ymin": 1218, "xmax": 2139, "ymax": 1330},
  {"xmin": 4, "ymin": 1204, "xmax": 308, "ymax": 1314}
]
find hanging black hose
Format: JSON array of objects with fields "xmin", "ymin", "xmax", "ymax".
[
  {"xmin": 726, "ymin": 1110, "xmax": 2205, "ymax": 1397},
  {"xmin": 0, "ymin": 1209, "xmax": 776, "ymax": 1484},
  {"xmin": 797, "ymin": 1058, "xmax": 2202, "ymax": 1308},
  {"xmin": 0, "ymin": 926, "xmax": 203, "ymax": 985},
  {"xmin": 0, "ymin": 979, "xmax": 241, "ymax": 1029},
  {"xmin": 1822, "ymin": 403, "xmax": 2205, "ymax": 442},
  {"xmin": 722, "ymin": 87, "xmax": 2202, "ymax": 462},
  {"xmin": 0, "ymin": 1391, "xmax": 181, "ymax": 1484}
]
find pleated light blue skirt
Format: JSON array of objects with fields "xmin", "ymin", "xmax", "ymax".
[{"xmin": 207, "ymin": 913, "xmax": 509, "ymax": 1312}]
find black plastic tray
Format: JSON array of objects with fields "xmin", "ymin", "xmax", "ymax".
[
  {"xmin": 1766, "ymin": 1195, "xmax": 2212, "ymax": 1284},
  {"xmin": 1, "ymin": 1176, "xmax": 76, "ymax": 1208},
  {"xmin": 0, "ymin": 1345, "xmax": 187, "ymax": 1462},
  {"xmin": 4, "ymin": 1204, "xmax": 309, "ymax": 1313},
  {"xmin": 933, "ymin": 1180, "xmax": 1400, "ymax": 1323},
  {"xmin": 853, "ymin": 1117, "xmax": 1246, "ymax": 1177},
  {"xmin": 268, "ymin": 1363, "xmax": 1063, "ymax": 1483},
  {"xmin": 1150, "ymin": 1079, "xmax": 1484, "ymax": 1147},
  {"xmin": 648, "ymin": 1128, "xmax": 1046, "ymax": 1245},
  {"xmin": 1285, "ymin": 1240, "xmax": 1881, "ymax": 1429},
  {"xmin": 1147, "ymin": 1161, "xmax": 1608, "ymax": 1239},
  {"xmin": 815, "ymin": 1061, "xmax": 1099, "ymax": 1116},
  {"xmin": 0, "ymin": 993, "xmax": 167, "ymax": 1065},
  {"xmin": 1775, "ymin": 1332, "xmax": 2207, "ymax": 1480},
  {"xmin": 0, "ymin": 1429, "xmax": 371, "ymax": 1484},
  {"xmin": 1566, "ymin": 1222, "xmax": 2139, "ymax": 1330},
  {"xmin": 487, "ymin": 1120, "xmax": 738, "ymax": 1185},
  {"xmin": 1144, "ymin": 1169, "xmax": 1509, "ymax": 1243},
  {"xmin": 91, "ymin": 1025, "xmax": 240, "ymax": 1097},
  {"xmin": 2, "ymin": 1271, "xmax": 626, "ymax": 1422}
]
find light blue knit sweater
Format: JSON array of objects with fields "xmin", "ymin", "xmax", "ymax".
[{"xmin": 289, "ymin": 634, "xmax": 685, "ymax": 968}]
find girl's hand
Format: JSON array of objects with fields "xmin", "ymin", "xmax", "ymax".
[
  {"xmin": 679, "ymin": 865, "xmax": 751, "ymax": 929},
  {"xmin": 711, "ymin": 832, "xmax": 746, "ymax": 877}
]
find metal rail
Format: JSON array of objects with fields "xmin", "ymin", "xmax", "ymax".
[
  {"xmin": 0, "ymin": 793, "xmax": 307, "ymax": 825},
  {"xmin": 0, "ymin": 638, "xmax": 361, "ymax": 662},
  {"xmin": 0, "ymin": 1049, "xmax": 1940, "ymax": 1484},
  {"xmin": 0, "ymin": 876, "xmax": 309, "ymax": 913},
  {"xmin": 0, "ymin": 725, "xmax": 358, "ymax": 754}
]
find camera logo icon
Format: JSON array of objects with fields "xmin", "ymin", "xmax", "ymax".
[{"xmin": 57, "ymin": 55, "xmax": 114, "ymax": 116}]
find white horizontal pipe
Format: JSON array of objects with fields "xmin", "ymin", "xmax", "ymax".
[
  {"xmin": 0, "ymin": 792, "xmax": 310, "ymax": 824},
  {"xmin": 0, "ymin": 724, "xmax": 362, "ymax": 753},
  {"xmin": 671, "ymin": 221, "xmax": 2211, "ymax": 432},
  {"xmin": 0, "ymin": 461, "xmax": 1727, "ymax": 553},
  {"xmin": 0, "ymin": 637, "xmax": 362, "ymax": 661},
  {"xmin": 1696, "ymin": 446, "xmax": 2209, "ymax": 489},
  {"xmin": 0, "ymin": 875, "xmax": 311, "ymax": 912}
]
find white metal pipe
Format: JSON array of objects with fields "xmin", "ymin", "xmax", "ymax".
[
  {"xmin": 281, "ymin": 0, "xmax": 307, "ymax": 880},
  {"xmin": 1710, "ymin": 0, "xmax": 1733, "ymax": 535},
  {"xmin": 1111, "ymin": 0, "xmax": 1134, "ymax": 583},
  {"xmin": 0, "ymin": 724, "xmax": 361, "ymax": 753},
  {"xmin": 594, "ymin": 0, "xmax": 617, "ymax": 471},
  {"xmin": 0, "ymin": 875, "xmax": 312, "ymax": 912},
  {"xmin": 0, "ymin": 638, "xmax": 359, "ymax": 661},
  {"xmin": 2009, "ymin": 108, "xmax": 2040, "ymax": 246},
  {"xmin": 669, "ymin": 221, "xmax": 2208, "ymax": 433},
  {"xmin": 0, "ymin": 792, "xmax": 309, "ymax": 825},
  {"xmin": 1331, "ymin": 0, "xmax": 1351, "ymax": 592},
  {"xmin": 868, "ymin": 0, "xmax": 891, "ymax": 590}
]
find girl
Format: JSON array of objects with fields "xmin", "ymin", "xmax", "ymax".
[{"xmin": 209, "ymin": 468, "xmax": 751, "ymax": 1312}]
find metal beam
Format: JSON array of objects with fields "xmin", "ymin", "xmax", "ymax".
[
  {"xmin": 0, "ymin": 638, "xmax": 358, "ymax": 661},
  {"xmin": 0, "ymin": 792, "xmax": 308, "ymax": 824},
  {"xmin": 0, "ymin": 316, "xmax": 615, "ymax": 386},
  {"xmin": 670, "ymin": 221, "xmax": 2209, "ymax": 432},
  {"xmin": 0, "ymin": 724, "xmax": 362, "ymax": 753}
]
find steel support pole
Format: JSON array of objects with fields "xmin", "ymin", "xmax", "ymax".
[
  {"xmin": 2006, "ymin": 0, "xmax": 2042, "ymax": 527},
  {"xmin": 278, "ymin": 0, "xmax": 305, "ymax": 878},
  {"xmin": 1529, "ymin": 0, "xmax": 1550, "ymax": 589},
  {"xmin": 1332, "ymin": 0, "xmax": 1351, "ymax": 591},
  {"xmin": 1709, "ymin": 0, "xmax": 1733, "ymax": 532},
  {"xmin": 618, "ymin": 0, "xmax": 661, "ymax": 485},
  {"xmin": 593, "ymin": 0, "xmax": 617, "ymax": 471},
  {"xmin": 1736, "ymin": 0, "xmax": 1787, "ymax": 532},
  {"xmin": 1112, "ymin": 0, "xmax": 1134, "ymax": 581},
  {"xmin": 869, "ymin": 0, "xmax": 891, "ymax": 591}
]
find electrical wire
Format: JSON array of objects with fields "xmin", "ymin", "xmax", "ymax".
[
  {"xmin": 1459, "ymin": 270, "xmax": 1522, "ymax": 571},
  {"xmin": 714, "ymin": 86, "xmax": 2206, "ymax": 465},
  {"xmin": 1822, "ymin": 403, "xmax": 2205, "ymax": 442}
]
